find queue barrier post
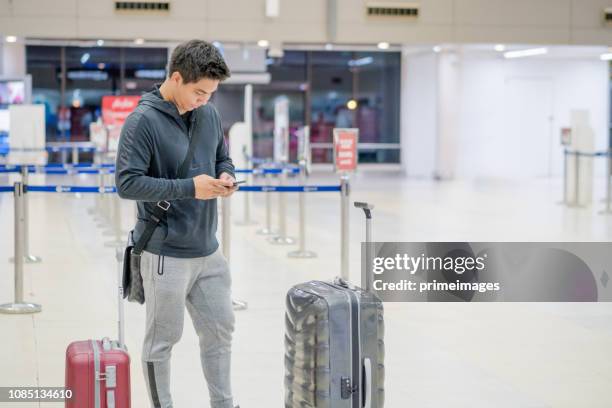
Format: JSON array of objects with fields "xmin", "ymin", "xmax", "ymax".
[
  {"xmin": 0, "ymin": 182, "xmax": 42, "ymax": 314},
  {"xmin": 9, "ymin": 166, "xmax": 42, "ymax": 264},
  {"xmin": 600, "ymin": 150, "xmax": 612, "ymax": 215},
  {"xmin": 256, "ymin": 173, "xmax": 275, "ymax": 235},
  {"xmin": 221, "ymin": 194, "xmax": 248, "ymax": 311},
  {"xmin": 22, "ymin": 166, "xmax": 42, "ymax": 263},
  {"xmin": 288, "ymin": 160, "xmax": 316, "ymax": 258},
  {"xmin": 235, "ymin": 157, "xmax": 257, "ymax": 227},
  {"xmin": 268, "ymin": 169, "xmax": 295, "ymax": 245}
]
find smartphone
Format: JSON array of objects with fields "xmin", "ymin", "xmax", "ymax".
[{"xmin": 232, "ymin": 180, "xmax": 246, "ymax": 187}]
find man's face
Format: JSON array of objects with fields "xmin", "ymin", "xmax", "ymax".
[{"xmin": 173, "ymin": 73, "xmax": 219, "ymax": 113}]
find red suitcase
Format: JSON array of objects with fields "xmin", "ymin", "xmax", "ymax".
[
  {"xmin": 65, "ymin": 249, "xmax": 131, "ymax": 407},
  {"xmin": 65, "ymin": 338, "xmax": 130, "ymax": 407}
]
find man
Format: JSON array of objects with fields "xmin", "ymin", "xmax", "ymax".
[{"xmin": 116, "ymin": 40, "xmax": 239, "ymax": 408}]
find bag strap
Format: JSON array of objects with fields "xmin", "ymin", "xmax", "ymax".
[{"xmin": 133, "ymin": 126, "xmax": 199, "ymax": 255}]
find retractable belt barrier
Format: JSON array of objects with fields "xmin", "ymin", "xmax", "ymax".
[
  {"xmin": 0, "ymin": 164, "xmax": 115, "ymax": 174},
  {"xmin": 0, "ymin": 164, "xmax": 299, "ymax": 175},
  {"xmin": 0, "ymin": 184, "xmax": 334, "ymax": 193},
  {"xmin": 0, "ymin": 168, "xmax": 115, "ymax": 175},
  {"xmin": 0, "ymin": 176, "xmax": 351, "ymax": 315},
  {"xmin": 560, "ymin": 149, "xmax": 612, "ymax": 214},
  {"xmin": 3, "ymin": 146, "xmax": 99, "ymax": 152},
  {"xmin": 564, "ymin": 150, "xmax": 611, "ymax": 158},
  {"xmin": 0, "ymin": 163, "xmax": 114, "ymax": 168},
  {"xmin": 235, "ymin": 167, "xmax": 300, "ymax": 175}
]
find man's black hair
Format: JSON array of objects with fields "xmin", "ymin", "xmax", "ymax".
[{"xmin": 168, "ymin": 40, "xmax": 231, "ymax": 83}]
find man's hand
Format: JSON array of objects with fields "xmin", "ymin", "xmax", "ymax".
[
  {"xmin": 193, "ymin": 174, "xmax": 230, "ymax": 200},
  {"xmin": 218, "ymin": 172, "xmax": 238, "ymax": 198}
]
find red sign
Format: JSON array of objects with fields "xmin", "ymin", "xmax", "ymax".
[
  {"xmin": 101, "ymin": 96, "xmax": 141, "ymax": 127},
  {"xmin": 333, "ymin": 128, "xmax": 359, "ymax": 173},
  {"xmin": 560, "ymin": 127, "xmax": 572, "ymax": 146}
]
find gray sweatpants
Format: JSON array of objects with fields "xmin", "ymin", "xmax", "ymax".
[{"xmin": 140, "ymin": 248, "xmax": 235, "ymax": 408}]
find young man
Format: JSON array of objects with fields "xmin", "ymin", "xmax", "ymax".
[{"xmin": 116, "ymin": 40, "xmax": 239, "ymax": 408}]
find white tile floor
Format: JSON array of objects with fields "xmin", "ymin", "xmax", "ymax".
[{"xmin": 0, "ymin": 170, "xmax": 611, "ymax": 408}]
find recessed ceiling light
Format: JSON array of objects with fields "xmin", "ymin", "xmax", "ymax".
[
  {"xmin": 5, "ymin": 35, "xmax": 17, "ymax": 43},
  {"xmin": 347, "ymin": 99, "xmax": 358, "ymax": 110},
  {"xmin": 257, "ymin": 40, "xmax": 269, "ymax": 48},
  {"xmin": 325, "ymin": 43, "xmax": 333, "ymax": 51},
  {"xmin": 503, "ymin": 47, "xmax": 548, "ymax": 59},
  {"xmin": 134, "ymin": 38, "xmax": 145, "ymax": 45},
  {"xmin": 377, "ymin": 42, "xmax": 390, "ymax": 50},
  {"xmin": 600, "ymin": 53, "xmax": 612, "ymax": 61},
  {"xmin": 494, "ymin": 44, "xmax": 506, "ymax": 52},
  {"xmin": 96, "ymin": 39, "xmax": 105, "ymax": 47},
  {"xmin": 433, "ymin": 46, "xmax": 442, "ymax": 53}
]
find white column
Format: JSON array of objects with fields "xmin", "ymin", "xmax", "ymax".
[
  {"xmin": 400, "ymin": 46, "xmax": 460, "ymax": 180},
  {"xmin": 1, "ymin": 41, "xmax": 26, "ymax": 77},
  {"xmin": 434, "ymin": 50, "xmax": 461, "ymax": 180},
  {"xmin": 400, "ymin": 48, "xmax": 438, "ymax": 178}
]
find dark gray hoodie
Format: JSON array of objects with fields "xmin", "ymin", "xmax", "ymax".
[{"xmin": 115, "ymin": 86, "xmax": 234, "ymax": 258}]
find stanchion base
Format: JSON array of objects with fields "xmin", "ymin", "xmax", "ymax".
[
  {"xmin": 9, "ymin": 255, "xmax": 42, "ymax": 264},
  {"xmin": 557, "ymin": 201, "xmax": 590, "ymax": 208},
  {"xmin": 288, "ymin": 250, "xmax": 317, "ymax": 258},
  {"xmin": 268, "ymin": 236, "xmax": 296, "ymax": 245},
  {"xmin": 235, "ymin": 220, "xmax": 258, "ymax": 226},
  {"xmin": 232, "ymin": 299, "xmax": 248, "ymax": 311},
  {"xmin": 256, "ymin": 228, "xmax": 276, "ymax": 235},
  {"xmin": 565, "ymin": 204, "xmax": 588, "ymax": 209},
  {"xmin": 0, "ymin": 302, "xmax": 42, "ymax": 314}
]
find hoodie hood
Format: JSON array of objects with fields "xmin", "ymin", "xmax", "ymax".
[{"xmin": 139, "ymin": 84, "xmax": 185, "ymax": 121}]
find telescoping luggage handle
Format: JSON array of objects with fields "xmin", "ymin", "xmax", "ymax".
[
  {"xmin": 115, "ymin": 247, "xmax": 126, "ymax": 348},
  {"xmin": 354, "ymin": 201, "xmax": 375, "ymax": 408},
  {"xmin": 354, "ymin": 201, "xmax": 374, "ymax": 293}
]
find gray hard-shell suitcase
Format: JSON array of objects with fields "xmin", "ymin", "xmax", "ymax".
[{"xmin": 285, "ymin": 202, "xmax": 384, "ymax": 408}]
